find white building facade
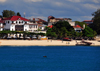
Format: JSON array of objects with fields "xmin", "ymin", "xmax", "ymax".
[
  {"xmin": 3, "ymin": 16, "xmax": 38, "ymax": 32},
  {"xmin": 0, "ymin": 20, "xmax": 4, "ymax": 31}
]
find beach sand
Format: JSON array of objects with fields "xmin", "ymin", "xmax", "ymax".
[{"xmin": 0, "ymin": 40, "xmax": 100, "ymax": 46}]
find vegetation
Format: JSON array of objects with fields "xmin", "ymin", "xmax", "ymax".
[
  {"xmin": 82, "ymin": 26, "xmax": 97, "ymax": 37},
  {"xmin": 52, "ymin": 21, "xmax": 75, "ymax": 38},
  {"xmin": 46, "ymin": 21, "xmax": 96, "ymax": 39},
  {"xmin": 46, "ymin": 27, "xmax": 57, "ymax": 38},
  {"xmin": 2, "ymin": 10, "xmax": 16, "ymax": 17},
  {"xmin": 92, "ymin": 9, "xmax": 100, "ymax": 34},
  {"xmin": 46, "ymin": 21, "xmax": 76, "ymax": 39},
  {"xmin": 17, "ymin": 12, "xmax": 21, "ymax": 16},
  {"xmin": 2, "ymin": 10, "xmax": 21, "ymax": 18}
]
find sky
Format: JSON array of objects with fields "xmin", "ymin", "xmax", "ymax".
[{"xmin": 0, "ymin": 0, "xmax": 100, "ymax": 21}]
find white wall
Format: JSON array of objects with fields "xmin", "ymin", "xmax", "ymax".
[
  {"xmin": 28, "ymin": 25, "xmax": 38, "ymax": 32},
  {"xmin": 69, "ymin": 21, "xmax": 75, "ymax": 26},
  {"xmin": 15, "ymin": 20, "xmax": 25, "ymax": 25},
  {"xmin": 24, "ymin": 25, "xmax": 29, "ymax": 31},
  {"xmin": 0, "ymin": 23, "xmax": 3, "ymax": 31},
  {"xmin": 39, "ymin": 26, "xmax": 45, "ymax": 30},
  {"xmin": 74, "ymin": 28, "xmax": 82, "ymax": 31},
  {"xmin": 4, "ymin": 20, "xmax": 11, "ymax": 30},
  {"xmin": 0, "ymin": 23, "xmax": 3, "ymax": 27},
  {"xmin": 0, "ymin": 28, "xmax": 3, "ymax": 31},
  {"xmin": 10, "ymin": 25, "xmax": 15, "ymax": 31}
]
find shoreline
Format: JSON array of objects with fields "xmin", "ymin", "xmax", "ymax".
[{"xmin": 0, "ymin": 40, "xmax": 100, "ymax": 46}]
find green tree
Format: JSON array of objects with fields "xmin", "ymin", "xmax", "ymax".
[
  {"xmin": 2, "ymin": 10, "xmax": 16, "ymax": 17},
  {"xmin": 17, "ymin": 12, "xmax": 21, "ymax": 16},
  {"xmin": 92, "ymin": 9, "xmax": 100, "ymax": 34},
  {"xmin": 46, "ymin": 28, "xmax": 57, "ymax": 38},
  {"xmin": 82, "ymin": 26, "xmax": 96, "ymax": 37},
  {"xmin": 52, "ymin": 21, "xmax": 75, "ymax": 38},
  {"xmin": 75, "ymin": 32, "xmax": 83, "ymax": 37}
]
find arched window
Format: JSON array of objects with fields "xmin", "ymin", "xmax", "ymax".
[
  {"xmin": 12, "ymin": 21, "xmax": 14, "ymax": 23},
  {"xmin": 8, "ymin": 21, "xmax": 9, "ymax": 24},
  {"xmin": 25, "ymin": 22, "xmax": 27, "ymax": 24},
  {"xmin": 36, "ymin": 25, "xmax": 37, "ymax": 28}
]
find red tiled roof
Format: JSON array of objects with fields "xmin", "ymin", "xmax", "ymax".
[
  {"xmin": 73, "ymin": 25, "xmax": 82, "ymax": 28},
  {"xmin": 47, "ymin": 25, "xmax": 53, "ymax": 28},
  {"xmin": 48, "ymin": 16, "xmax": 55, "ymax": 19},
  {"xmin": 55, "ymin": 18, "xmax": 63, "ymax": 20},
  {"xmin": 0, "ymin": 20, "xmax": 5, "ymax": 23},
  {"xmin": 3, "ymin": 16, "xmax": 29, "ymax": 21}
]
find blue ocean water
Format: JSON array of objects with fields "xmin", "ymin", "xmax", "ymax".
[{"xmin": 0, "ymin": 46, "xmax": 100, "ymax": 71}]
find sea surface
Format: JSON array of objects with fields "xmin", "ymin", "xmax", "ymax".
[{"xmin": 0, "ymin": 46, "xmax": 100, "ymax": 71}]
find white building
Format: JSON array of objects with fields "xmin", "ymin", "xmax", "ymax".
[
  {"xmin": 38, "ymin": 24, "xmax": 47, "ymax": 31},
  {"xmin": 48, "ymin": 16, "xmax": 75, "ymax": 26},
  {"xmin": 73, "ymin": 25, "xmax": 83, "ymax": 32},
  {"xmin": 3, "ymin": 16, "xmax": 38, "ymax": 32},
  {"xmin": 0, "ymin": 20, "xmax": 4, "ymax": 31}
]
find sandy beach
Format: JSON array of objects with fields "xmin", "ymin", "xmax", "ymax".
[{"xmin": 0, "ymin": 39, "xmax": 100, "ymax": 46}]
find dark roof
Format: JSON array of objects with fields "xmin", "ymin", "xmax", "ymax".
[{"xmin": 0, "ymin": 20, "xmax": 5, "ymax": 23}]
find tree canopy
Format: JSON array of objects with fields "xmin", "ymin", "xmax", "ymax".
[
  {"xmin": 52, "ymin": 21, "xmax": 75, "ymax": 38},
  {"xmin": 92, "ymin": 8, "xmax": 100, "ymax": 34},
  {"xmin": 82, "ymin": 26, "xmax": 97, "ymax": 37},
  {"xmin": 2, "ymin": 10, "xmax": 16, "ymax": 17},
  {"xmin": 2, "ymin": 10, "xmax": 21, "ymax": 18},
  {"xmin": 17, "ymin": 12, "xmax": 21, "ymax": 16}
]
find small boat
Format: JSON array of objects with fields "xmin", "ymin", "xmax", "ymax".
[{"xmin": 76, "ymin": 40, "xmax": 92, "ymax": 46}]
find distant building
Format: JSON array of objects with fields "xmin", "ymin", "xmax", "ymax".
[
  {"xmin": 47, "ymin": 16, "xmax": 84, "ymax": 32},
  {"xmin": 48, "ymin": 16, "xmax": 75, "ymax": 26},
  {"xmin": 32, "ymin": 18, "xmax": 47, "ymax": 25},
  {"xmin": 29, "ymin": 18, "xmax": 48, "ymax": 31},
  {"xmin": 1, "ymin": 16, "xmax": 38, "ymax": 32},
  {"xmin": 0, "ymin": 20, "xmax": 5, "ymax": 31},
  {"xmin": 83, "ymin": 20, "xmax": 93, "ymax": 25},
  {"xmin": 73, "ymin": 25, "xmax": 83, "ymax": 32}
]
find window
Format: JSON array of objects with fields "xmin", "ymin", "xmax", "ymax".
[
  {"xmin": 8, "ymin": 21, "xmax": 9, "ymax": 23},
  {"xmin": 25, "ymin": 22, "xmax": 27, "ymax": 24},
  {"xmin": 33, "ymin": 25, "xmax": 35, "ymax": 28},
  {"xmin": 29, "ymin": 25, "xmax": 32, "ymax": 28},
  {"xmin": 12, "ymin": 21, "xmax": 14, "ymax": 23}
]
